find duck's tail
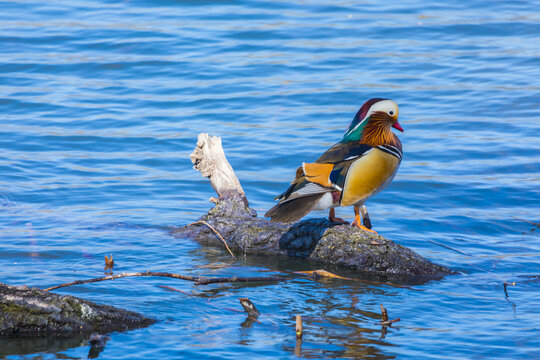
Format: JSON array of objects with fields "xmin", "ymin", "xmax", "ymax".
[{"xmin": 265, "ymin": 193, "xmax": 324, "ymax": 223}]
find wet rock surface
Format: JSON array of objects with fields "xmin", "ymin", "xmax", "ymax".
[
  {"xmin": 0, "ymin": 282, "xmax": 155, "ymax": 340},
  {"xmin": 172, "ymin": 199, "xmax": 454, "ymax": 281}
]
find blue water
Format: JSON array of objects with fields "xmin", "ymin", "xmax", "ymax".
[{"xmin": 1, "ymin": 0, "xmax": 539, "ymax": 358}]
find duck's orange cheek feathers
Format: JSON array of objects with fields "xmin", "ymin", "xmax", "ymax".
[{"xmin": 341, "ymin": 149, "xmax": 400, "ymax": 207}]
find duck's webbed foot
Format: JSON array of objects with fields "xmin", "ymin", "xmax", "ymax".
[
  {"xmin": 352, "ymin": 206, "xmax": 377, "ymax": 233},
  {"xmin": 329, "ymin": 208, "xmax": 348, "ymax": 224}
]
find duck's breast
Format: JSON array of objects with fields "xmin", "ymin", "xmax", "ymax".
[{"xmin": 340, "ymin": 148, "xmax": 400, "ymax": 207}]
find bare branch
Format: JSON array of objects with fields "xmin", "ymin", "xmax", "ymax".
[
  {"xmin": 194, "ymin": 276, "xmax": 287, "ymax": 286},
  {"xmin": 380, "ymin": 303, "xmax": 388, "ymax": 322},
  {"xmin": 187, "ymin": 220, "xmax": 235, "ymax": 258},
  {"xmin": 503, "ymin": 281, "xmax": 516, "ymax": 298},
  {"xmin": 379, "ymin": 303, "xmax": 400, "ymax": 326},
  {"xmin": 44, "ymin": 272, "xmax": 286, "ymax": 291},
  {"xmin": 381, "ymin": 318, "xmax": 401, "ymax": 326},
  {"xmin": 296, "ymin": 315, "xmax": 303, "ymax": 340},
  {"xmin": 427, "ymin": 240, "xmax": 472, "ymax": 257},
  {"xmin": 514, "ymin": 218, "xmax": 540, "ymax": 227}
]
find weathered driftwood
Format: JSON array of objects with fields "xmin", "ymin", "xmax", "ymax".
[
  {"xmin": 190, "ymin": 133, "xmax": 248, "ymax": 205},
  {"xmin": 0, "ymin": 282, "xmax": 154, "ymax": 338},
  {"xmin": 172, "ymin": 134, "xmax": 453, "ymax": 281}
]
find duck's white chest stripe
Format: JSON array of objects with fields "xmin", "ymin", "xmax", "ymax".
[
  {"xmin": 377, "ymin": 145, "xmax": 402, "ymax": 160},
  {"xmin": 343, "ymin": 148, "xmax": 372, "ymax": 161}
]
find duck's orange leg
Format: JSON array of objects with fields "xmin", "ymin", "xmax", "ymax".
[
  {"xmin": 329, "ymin": 208, "xmax": 348, "ymax": 224},
  {"xmin": 352, "ymin": 206, "xmax": 377, "ymax": 233}
]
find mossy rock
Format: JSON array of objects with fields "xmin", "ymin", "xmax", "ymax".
[{"xmin": 0, "ymin": 282, "xmax": 155, "ymax": 338}]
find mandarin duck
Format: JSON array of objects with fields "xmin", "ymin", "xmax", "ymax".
[{"xmin": 265, "ymin": 98, "xmax": 403, "ymax": 233}]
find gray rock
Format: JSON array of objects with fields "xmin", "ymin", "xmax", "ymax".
[
  {"xmin": 0, "ymin": 282, "xmax": 154, "ymax": 342},
  {"xmin": 172, "ymin": 199, "xmax": 454, "ymax": 282}
]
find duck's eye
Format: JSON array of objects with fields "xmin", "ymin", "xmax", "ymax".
[{"xmin": 389, "ymin": 110, "xmax": 394, "ymax": 116}]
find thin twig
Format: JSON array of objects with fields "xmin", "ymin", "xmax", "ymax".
[
  {"xmin": 379, "ymin": 304, "xmax": 400, "ymax": 326},
  {"xmin": 293, "ymin": 269, "xmax": 355, "ymax": 280},
  {"xmin": 503, "ymin": 281, "xmax": 516, "ymax": 298},
  {"xmin": 380, "ymin": 303, "xmax": 388, "ymax": 322},
  {"xmin": 296, "ymin": 315, "xmax": 303, "ymax": 340},
  {"xmin": 158, "ymin": 285, "xmax": 194, "ymax": 296},
  {"xmin": 45, "ymin": 272, "xmax": 198, "ymax": 291},
  {"xmin": 187, "ymin": 220, "xmax": 235, "ymax": 258},
  {"xmin": 381, "ymin": 318, "xmax": 401, "ymax": 326},
  {"xmin": 427, "ymin": 240, "xmax": 472, "ymax": 256},
  {"xmin": 195, "ymin": 276, "xmax": 287, "ymax": 286},
  {"xmin": 514, "ymin": 218, "xmax": 540, "ymax": 227},
  {"xmin": 44, "ymin": 272, "xmax": 286, "ymax": 291}
]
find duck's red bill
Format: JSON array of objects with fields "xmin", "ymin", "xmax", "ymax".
[{"xmin": 392, "ymin": 121, "xmax": 404, "ymax": 132}]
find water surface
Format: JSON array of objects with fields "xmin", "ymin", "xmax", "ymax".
[{"xmin": 1, "ymin": 0, "xmax": 539, "ymax": 358}]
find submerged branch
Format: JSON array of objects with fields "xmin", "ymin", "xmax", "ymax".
[
  {"xmin": 515, "ymin": 218, "xmax": 540, "ymax": 227},
  {"xmin": 195, "ymin": 276, "xmax": 287, "ymax": 286},
  {"xmin": 44, "ymin": 271, "xmax": 287, "ymax": 291},
  {"xmin": 296, "ymin": 315, "xmax": 303, "ymax": 340},
  {"xmin": 379, "ymin": 303, "xmax": 401, "ymax": 326},
  {"xmin": 426, "ymin": 240, "xmax": 472, "ymax": 257},
  {"xmin": 503, "ymin": 281, "xmax": 516, "ymax": 298},
  {"xmin": 381, "ymin": 318, "xmax": 401, "ymax": 326}
]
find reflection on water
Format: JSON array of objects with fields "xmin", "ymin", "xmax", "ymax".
[{"xmin": 0, "ymin": 335, "xmax": 89, "ymax": 358}]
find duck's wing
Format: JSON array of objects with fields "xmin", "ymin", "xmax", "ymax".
[
  {"xmin": 265, "ymin": 143, "xmax": 373, "ymax": 223},
  {"xmin": 273, "ymin": 142, "xmax": 373, "ymax": 200},
  {"xmin": 315, "ymin": 142, "xmax": 373, "ymax": 164},
  {"xmin": 313, "ymin": 142, "xmax": 374, "ymax": 188}
]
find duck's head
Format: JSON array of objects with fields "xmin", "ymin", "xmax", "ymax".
[{"xmin": 342, "ymin": 98, "xmax": 403, "ymax": 143}]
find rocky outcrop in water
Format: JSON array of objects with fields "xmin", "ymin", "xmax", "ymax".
[
  {"xmin": 173, "ymin": 198, "xmax": 452, "ymax": 280},
  {"xmin": 0, "ymin": 282, "xmax": 154, "ymax": 338}
]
